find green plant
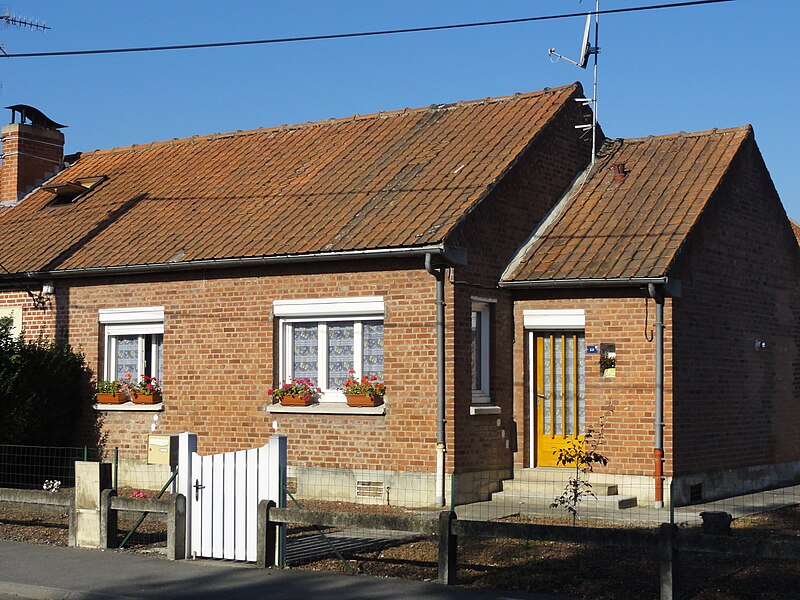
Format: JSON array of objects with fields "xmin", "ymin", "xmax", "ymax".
[
  {"xmin": 0, "ymin": 320, "xmax": 92, "ymax": 445},
  {"xmin": 96, "ymin": 380, "xmax": 122, "ymax": 394},
  {"xmin": 341, "ymin": 369, "xmax": 385, "ymax": 396},
  {"xmin": 268, "ymin": 378, "xmax": 319, "ymax": 403},
  {"xmin": 136, "ymin": 375, "xmax": 161, "ymax": 395},
  {"xmin": 550, "ymin": 418, "xmax": 609, "ymax": 525}
]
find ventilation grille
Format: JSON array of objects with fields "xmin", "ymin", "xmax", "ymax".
[
  {"xmin": 356, "ymin": 480, "xmax": 384, "ymax": 498},
  {"xmin": 689, "ymin": 483, "xmax": 703, "ymax": 503}
]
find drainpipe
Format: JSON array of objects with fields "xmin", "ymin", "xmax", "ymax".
[
  {"xmin": 648, "ymin": 283, "xmax": 665, "ymax": 509},
  {"xmin": 425, "ymin": 253, "xmax": 447, "ymax": 507}
]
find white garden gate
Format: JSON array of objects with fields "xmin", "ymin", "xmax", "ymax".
[{"xmin": 176, "ymin": 433, "xmax": 286, "ymax": 562}]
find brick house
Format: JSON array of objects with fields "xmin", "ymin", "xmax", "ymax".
[{"xmin": 0, "ymin": 83, "xmax": 796, "ymax": 507}]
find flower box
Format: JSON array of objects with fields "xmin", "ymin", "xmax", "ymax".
[
  {"xmin": 97, "ymin": 392, "xmax": 126, "ymax": 405},
  {"xmin": 132, "ymin": 391, "xmax": 162, "ymax": 405},
  {"xmin": 344, "ymin": 393, "xmax": 383, "ymax": 407},
  {"xmin": 280, "ymin": 394, "xmax": 315, "ymax": 407}
]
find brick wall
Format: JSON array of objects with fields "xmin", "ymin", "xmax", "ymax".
[
  {"xmin": 513, "ymin": 291, "xmax": 675, "ymax": 477},
  {"xmin": 448, "ymin": 88, "xmax": 595, "ymax": 475},
  {"xmin": 670, "ymin": 135, "xmax": 800, "ymax": 475}
]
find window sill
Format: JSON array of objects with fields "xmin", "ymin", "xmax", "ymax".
[
  {"xmin": 470, "ymin": 404, "xmax": 501, "ymax": 416},
  {"xmin": 260, "ymin": 402, "xmax": 385, "ymax": 416},
  {"xmin": 93, "ymin": 403, "xmax": 164, "ymax": 412}
]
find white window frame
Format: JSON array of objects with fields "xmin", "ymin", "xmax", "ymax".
[
  {"xmin": 0, "ymin": 306, "xmax": 22, "ymax": 338},
  {"xmin": 274, "ymin": 297, "xmax": 384, "ymax": 403},
  {"xmin": 471, "ymin": 301, "xmax": 492, "ymax": 404},
  {"xmin": 99, "ymin": 307, "xmax": 164, "ymax": 383}
]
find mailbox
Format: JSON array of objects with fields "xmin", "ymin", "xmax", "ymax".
[{"xmin": 147, "ymin": 434, "xmax": 179, "ymax": 466}]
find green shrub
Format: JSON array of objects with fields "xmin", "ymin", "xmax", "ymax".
[{"xmin": 0, "ymin": 320, "xmax": 92, "ymax": 445}]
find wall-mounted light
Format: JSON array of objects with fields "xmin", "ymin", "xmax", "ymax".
[
  {"xmin": 755, "ymin": 340, "xmax": 767, "ymax": 351},
  {"xmin": 41, "ymin": 282, "xmax": 55, "ymax": 296}
]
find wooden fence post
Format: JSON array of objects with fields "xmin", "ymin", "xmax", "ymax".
[
  {"xmin": 659, "ymin": 523, "xmax": 678, "ymax": 600},
  {"xmin": 438, "ymin": 510, "xmax": 457, "ymax": 585}
]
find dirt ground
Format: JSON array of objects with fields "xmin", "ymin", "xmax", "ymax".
[{"xmin": 1, "ymin": 495, "xmax": 799, "ymax": 599}]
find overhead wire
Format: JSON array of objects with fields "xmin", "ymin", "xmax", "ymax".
[{"xmin": 2, "ymin": 0, "xmax": 733, "ymax": 59}]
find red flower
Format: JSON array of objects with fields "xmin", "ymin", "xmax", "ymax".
[{"xmin": 267, "ymin": 388, "xmax": 274, "ymax": 396}]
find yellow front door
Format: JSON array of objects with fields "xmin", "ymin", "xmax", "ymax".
[{"xmin": 533, "ymin": 332, "xmax": 586, "ymax": 467}]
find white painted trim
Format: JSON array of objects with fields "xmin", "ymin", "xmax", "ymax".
[
  {"xmin": 469, "ymin": 405, "xmax": 501, "ymax": 416},
  {"xmin": 93, "ymin": 402, "xmax": 164, "ymax": 412},
  {"xmin": 470, "ymin": 295, "xmax": 498, "ymax": 304},
  {"xmin": 264, "ymin": 402, "xmax": 386, "ymax": 415},
  {"xmin": 99, "ymin": 306, "xmax": 164, "ymax": 324},
  {"xmin": 0, "ymin": 306, "xmax": 22, "ymax": 338},
  {"xmin": 528, "ymin": 331, "xmax": 535, "ymax": 469},
  {"xmin": 523, "ymin": 309, "xmax": 585, "ymax": 330},
  {"xmin": 273, "ymin": 296, "xmax": 384, "ymax": 318}
]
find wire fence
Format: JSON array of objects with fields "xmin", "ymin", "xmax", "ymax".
[{"xmin": 0, "ymin": 444, "xmax": 100, "ymax": 490}]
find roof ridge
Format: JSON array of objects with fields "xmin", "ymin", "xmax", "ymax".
[
  {"xmin": 618, "ymin": 125, "xmax": 752, "ymax": 145},
  {"xmin": 80, "ymin": 83, "xmax": 580, "ymax": 158}
]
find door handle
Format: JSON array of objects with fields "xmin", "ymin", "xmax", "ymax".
[{"xmin": 193, "ymin": 479, "xmax": 205, "ymax": 501}]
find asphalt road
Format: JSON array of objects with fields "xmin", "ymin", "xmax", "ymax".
[{"xmin": 0, "ymin": 540, "xmax": 573, "ymax": 600}]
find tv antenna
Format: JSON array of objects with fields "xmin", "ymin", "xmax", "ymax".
[
  {"xmin": 548, "ymin": 0, "xmax": 600, "ymax": 164},
  {"xmin": 1, "ymin": 12, "xmax": 49, "ymax": 32}
]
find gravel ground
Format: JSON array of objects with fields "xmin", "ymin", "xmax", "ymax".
[{"xmin": 1, "ymin": 495, "xmax": 799, "ymax": 599}]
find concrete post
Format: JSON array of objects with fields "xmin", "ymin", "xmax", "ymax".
[
  {"xmin": 659, "ymin": 523, "xmax": 677, "ymax": 600},
  {"xmin": 99, "ymin": 489, "xmax": 117, "ymax": 549},
  {"xmin": 167, "ymin": 494, "xmax": 186, "ymax": 560},
  {"xmin": 257, "ymin": 499, "xmax": 277, "ymax": 568},
  {"xmin": 74, "ymin": 461, "xmax": 112, "ymax": 548},
  {"xmin": 437, "ymin": 510, "xmax": 457, "ymax": 585}
]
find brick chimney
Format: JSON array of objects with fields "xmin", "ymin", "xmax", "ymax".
[{"xmin": 1, "ymin": 105, "xmax": 65, "ymax": 203}]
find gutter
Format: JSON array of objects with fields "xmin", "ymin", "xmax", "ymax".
[
  {"xmin": 499, "ymin": 277, "xmax": 669, "ymax": 289},
  {"xmin": 1, "ymin": 245, "xmax": 455, "ymax": 284}
]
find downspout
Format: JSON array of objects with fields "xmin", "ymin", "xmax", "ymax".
[
  {"xmin": 425, "ymin": 253, "xmax": 447, "ymax": 507},
  {"xmin": 648, "ymin": 283, "xmax": 665, "ymax": 509}
]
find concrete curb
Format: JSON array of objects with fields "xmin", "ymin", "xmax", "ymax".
[{"xmin": 0, "ymin": 581, "xmax": 139, "ymax": 600}]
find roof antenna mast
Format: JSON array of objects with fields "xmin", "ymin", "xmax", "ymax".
[
  {"xmin": 548, "ymin": 0, "xmax": 600, "ymax": 164},
  {"xmin": 0, "ymin": 11, "xmax": 49, "ymax": 57}
]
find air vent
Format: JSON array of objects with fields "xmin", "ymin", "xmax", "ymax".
[
  {"xmin": 689, "ymin": 483, "xmax": 703, "ymax": 503},
  {"xmin": 355, "ymin": 480, "xmax": 384, "ymax": 498}
]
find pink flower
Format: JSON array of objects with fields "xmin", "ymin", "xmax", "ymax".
[
  {"xmin": 267, "ymin": 388, "xmax": 274, "ymax": 396},
  {"xmin": 282, "ymin": 383, "xmax": 291, "ymax": 389}
]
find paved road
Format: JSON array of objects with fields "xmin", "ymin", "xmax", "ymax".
[{"xmin": 0, "ymin": 541, "xmax": 573, "ymax": 600}]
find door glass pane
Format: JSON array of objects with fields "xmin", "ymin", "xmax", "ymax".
[
  {"xmin": 578, "ymin": 334, "xmax": 586, "ymax": 435},
  {"xmin": 542, "ymin": 336, "xmax": 551, "ymax": 435},
  {"xmin": 565, "ymin": 335, "xmax": 575, "ymax": 435},
  {"xmin": 114, "ymin": 335, "xmax": 139, "ymax": 381},
  {"xmin": 292, "ymin": 323, "xmax": 318, "ymax": 385},
  {"xmin": 554, "ymin": 336, "xmax": 563, "ymax": 435},
  {"xmin": 362, "ymin": 322, "xmax": 384, "ymax": 380},
  {"xmin": 327, "ymin": 321, "xmax": 354, "ymax": 389}
]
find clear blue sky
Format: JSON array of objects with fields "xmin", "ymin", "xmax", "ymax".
[{"xmin": 2, "ymin": 1, "xmax": 798, "ymax": 218}]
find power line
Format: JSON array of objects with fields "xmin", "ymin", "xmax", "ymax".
[{"xmin": 3, "ymin": 0, "xmax": 733, "ymax": 59}]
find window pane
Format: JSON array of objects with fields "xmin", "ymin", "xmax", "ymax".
[
  {"xmin": 471, "ymin": 311, "xmax": 482, "ymax": 390},
  {"xmin": 292, "ymin": 324, "xmax": 318, "ymax": 385},
  {"xmin": 542, "ymin": 337, "xmax": 551, "ymax": 435},
  {"xmin": 144, "ymin": 334, "xmax": 164, "ymax": 382},
  {"xmin": 565, "ymin": 335, "xmax": 575, "ymax": 435},
  {"xmin": 327, "ymin": 322, "xmax": 354, "ymax": 389},
  {"xmin": 578, "ymin": 334, "xmax": 586, "ymax": 435},
  {"xmin": 362, "ymin": 322, "xmax": 384, "ymax": 380},
  {"xmin": 554, "ymin": 336, "xmax": 563, "ymax": 435},
  {"xmin": 115, "ymin": 335, "xmax": 139, "ymax": 381}
]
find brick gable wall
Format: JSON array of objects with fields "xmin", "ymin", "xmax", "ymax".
[{"xmin": 670, "ymin": 136, "xmax": 800, "ymax": 475}]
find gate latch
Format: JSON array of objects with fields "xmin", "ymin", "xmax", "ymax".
[{"xmin": 193, "ymin": 479, "xmax": 205, "ymax": 501}]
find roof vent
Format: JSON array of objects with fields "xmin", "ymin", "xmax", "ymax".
[{"xmin": 612, "ymin": 162, "xmax": 627, "ymax": 183}]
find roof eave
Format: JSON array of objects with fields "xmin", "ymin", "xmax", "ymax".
[
  {"xmin": 499, "ymin": 276, "xmax": 670, "ymax": 289},
  {"xmin": 8, "ymin": 244, "xmax": 462, "ymax": 281}
]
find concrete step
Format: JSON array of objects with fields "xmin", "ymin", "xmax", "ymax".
[
  {"xmin": 502, "ymin": 479, "xmax": 621, "ymax": 497},
  {"xmin": 491, "ymin": 488, "xmax": 638, "ymax": 510}
]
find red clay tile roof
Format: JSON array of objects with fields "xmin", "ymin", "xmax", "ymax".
[
  {"xmin": 502, "ymin": 126, "xmax": 752, "ymax": 283},
  {"xmin": 790, "ymin": 219, "xmax": 800, "ymax": 245},
  {"xmin": 0, "ymin": 84, "xmax": 581, "ymax": 275}
]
